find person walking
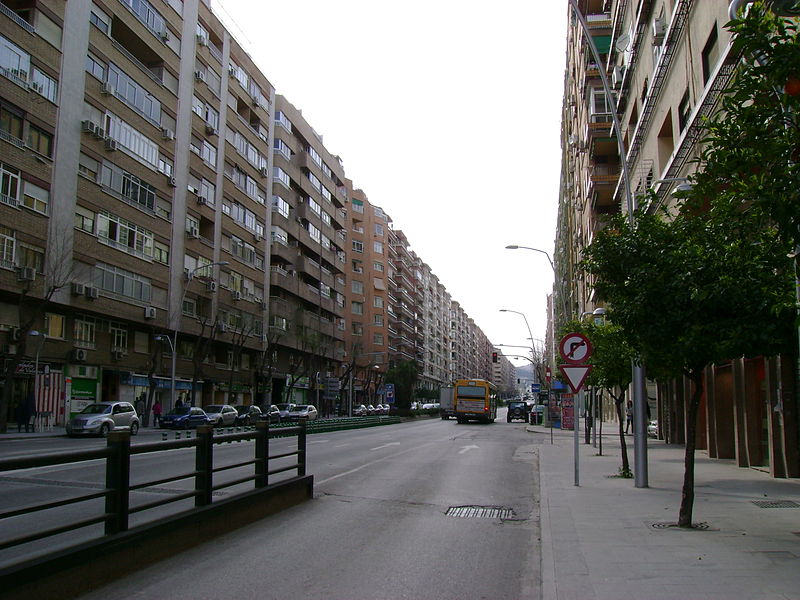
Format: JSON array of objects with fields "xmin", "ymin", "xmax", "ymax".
[
  {"xmin": 152, "ymin": 399, "xmax": 162, "ymax": 427},
  {"xmin": 16, "ymin": 391, "xmax": 35, "ymax": 433},
  {"xmin": 625, "ymin": 401, "xmax": 633, "ymax": 434}
]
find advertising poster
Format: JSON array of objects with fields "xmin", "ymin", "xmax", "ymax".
[{"xmin": 561, "ymin": 394, "xmax": 575, "ymax": 430}]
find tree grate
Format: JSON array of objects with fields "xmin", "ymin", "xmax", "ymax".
[
  {"xmin": 650, "ymin": 521, "xmax": 711, "ymax": 530},
  {"xmin": 752, "ymin": 500, "xmax": 800, "ymax": 509},
  {"xmin": 446, "ymin": 506, "xmax": 514, "ymax": 519}
]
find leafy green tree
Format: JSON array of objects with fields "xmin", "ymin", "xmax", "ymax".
[
  {"xmin": 582, "ymin": 203, "xmax": 795, "ymax": 527},
  {"xmin": 688, "ymin": 2, "xmax": 800, "ymax": 249},
  {"xmin": 385, "ymin": 360, "xmax": 418, "ymax": 415}
]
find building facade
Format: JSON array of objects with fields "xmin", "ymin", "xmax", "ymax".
[{"xmin": 559, "ymin": 0, "xmax": 798, "ymax": 476}]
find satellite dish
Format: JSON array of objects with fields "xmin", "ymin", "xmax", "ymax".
[{"xmin": 614, "ymin": 33, "xmax": 630, "ymax": 52}]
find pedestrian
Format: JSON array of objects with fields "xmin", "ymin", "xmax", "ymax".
[
  {"xmin": 152, "ymin": 399, "xmax": 162, "ymax": 427},
  {"xmin": 175, "ymin": 398, "xmax": 183, "ymax": 408},
  {"xmin": 625, "ymin": 401, "xmax": 633, "ymax": 434},
  {"xmin": 16, "ymin": 391, "xmax": 35, "ymax": 433}
]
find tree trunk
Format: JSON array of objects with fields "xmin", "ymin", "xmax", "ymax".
[
  {"xmin": 613, "ymin": 391, "xmax": 631, "ymax": 476},
  {"xmin": 678, "ymin": 369, "xmax": 704, "ymax": 527}
]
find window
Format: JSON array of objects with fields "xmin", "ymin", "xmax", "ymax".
[
  {"xmin": 104, "ymin": 112, "xmax": 159, "ymax": 168},
  {"xmin": 352, "ymin": 240, "xmax": 363, "ymax": 253},
  {"xmin": 373, "ymin": 241, "xmax": 383, "ymax": 254},
  {"xmin": 17, "ymin": 244, "xmax": 43, "ymax": 272},
  {"xmin": 78, "ymin": 153, "xmax": 99, "ymax": 181},
  {"xmin": 74, "ymin": 316, "xmax": 96, "ymax": 349},
  {"xmin": 308, "ymin": 223, "xmax": 320, "ymax": 243},
  {"xmin": 106, "ymin": 62, "xmax": 162, "ymax": 124},
  {"xmin": 351, "ymin": 322, "xmax": 363, "ymax": 336},
  {"xmin": 701, "ymin": 25, "xmax": 719, "ymax": 85},
  {"xmin": 351, "ymin": 301, "xmax": 363, "ymax": 315},
  {"xmin": 95, "ymin": 262, "xmax": 152, "ymax": 302},
  {"xmin": 373, "ymin": 261, "xmax": 384, "ymax": 272},
  {"xmin": 269, "ymin": 315, "xmax": 287, "ymax": 330},
  {"xmin": 27, "ymin": 125, "xmax": 52, "ymax": 157},
  {"xmin": 86, "ymin": 53, "xmax": 105, "ymax": 80},
  {"xmin": 373, "ymin": 295, "xmax": 384, "ymax": 308},
  {"xmin": 352, "ymin": 259, "xmax": 363, "ymax": 273},
  {"xmin": 0, "ymin": 162, "xmax": 20, "ymax": 207},
  {"xmin": 154, "ymin": 241, "xmax": 169, "ymax": 264},
  {"xmin": 0, "ymin": 225, "xmax": 14, "ymax": 266},
  {"xmin": 375, "ymin": 223, "xmax": 384, "ymax": 236},
  {"xmin": 201, "ymin": 140, "xmax": 217, "ymax": 166},
  {"xmin": 97, "ymin": 212, "xmax": 155, "ymax": 259},
  {"xmin": 30, "ymin": 68, "xmax": 57, "ymax": 103},
  {"xmin": 90, "ymin": 9, "xmax": 110, "ymax": 34},
  {"xmin": 44, "ymin": 313, "xmax": 65, "ymax": 338},
  {"xmin": 110, "ymin": 322, "xmax": 128, "ymax": 351},
  {"xmin": 272, "ymin": 195, "xmax": 289, "ymax": 218},
  {"xmin": 75, "ymin": 206, "xmax": 95, "ymax": 233},
  {"xmin": 373, "ymin": 333, "xmax": 384, "ymax": 345},
  {"xmin": 374, "ymin": 314, "xmax": 384, "ymax": 326},
  {"xmin": 351, "ymin": 280, "xmax": 364, "ymax": 294},
  {"xmin": 678, "ymin": 88, "xmax": 691, "ymax": 132},
  {"xmin": 271, "ymin": 226, "xmax": 288, "ymax": 245},
  {"xmin": 274, "ymin": 167, "xmax": 290, "ymax": 188},
  {"xmin": 308, "ymin": 198, "xmax": 321, "ymax": 216}
]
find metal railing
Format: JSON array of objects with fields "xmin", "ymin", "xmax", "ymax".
[{"xmin": 0, "ymin": 419, "xmax": 306, "ymax": 555}]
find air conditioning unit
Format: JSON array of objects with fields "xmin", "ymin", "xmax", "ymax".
[
  {"xmin": 93, "ymin": 127, "xmax": 105, "ymax": 139},
  {"xmin": 652, "ymin": 17, "xmax": 666, "ymax": 43},
  {"xmin": 253, "ymin": 233, "xmax": 263, "ymax": 243},
  {"xmin": 228, "ymin": 65, "xmax": 237, "ymax": 78},
  {"xmin": 111, "ymin": 349, "xmax": 125, "ymax": 360},
  {"xmin": 72, "ymin": 348, "xmax": 88, "ymax": 362},
  {"xmin": 84, "ymin": 286, "xmax": 99, "ymax": 299},
  {"xmin": 232, "ymin": 290, "xmax": 242, "ymax": 301},
  {"xmin": 104, "ymin": 137, "xmax": 118, "ymax": 151},
  {"xmin": 205, "ymin": 124, "xmax": 217, "ymax": 135},
  {"xmin": 144, "ymin": 306, "xmax": 157, "ymax": 320},
  {"xmin": 251, "ymin": 94, "xmax": 259, "ymax": 107},
  {"xmin": 611, "ymin": 65, "xmax": 625, "ymax": 89},
  {"xmin": 207, "ymin": 281, "xmax": 218, "ymax": 293},
  {"xmin": 160, "ymin": 30, "xmax": 170, "ymax": 42},
  {"xmin": 71, "ymin": 282, "xmax": 85, "ymax": 296},
  {"xmin": 30, "ymin": 81, "xmax": 43, "ymax": 93},
  {"xmin": 196, "ymin": 196, "xmax": 208, "ymax": 206},
  {"xmin": 101, "ymin": 82, "xmax": 115, "ymax": 95},
  {"xmin": 188, "ymin": 186, "xmax": 199, "ymax": 195},
  {"xmin": 217, "ymin": 322, "xmax": 227, "ymax": 333},
  {"xmin": 167, "ymin": 175, "xmax": 177, "ymax": 187},
  {"xmin": 188, "ymin": 226, "xmax": 200, "ymax": 239},
  {"xmin": 81, "ymin": 120, "xmax": 97, "ymax": 135},
  {"xmin": 10, "ymin": 327, "xmax": 21, "ymax": 342},
  {"xmin": 259, "ymin": 166, "xmax": 269, "ymax": 178},
  {"xmin": 196, "ymin": 33, "xmax": 208, "ymax": 46},
  {"xmin": 194, "ymin": 70, "xmax": 206, "ymax": 82},
  {"xmin": 161, "ymin": 128, "xmax": 175, "ymax": 141},
  {"xmin": 16, "ymin": 266, "xmax": 35, "ymax": 282}
]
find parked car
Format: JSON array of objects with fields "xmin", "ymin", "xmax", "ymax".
[
  {"xmin": 66, "ymin": 401, "xmax": 140, "ymax": 437},
  {"xmin": 285, "ymin": 405, "xmax": 318, "ymax": 421},
  {"xmin": 160, "ymin": 406, "xmax": 211, "ymax": 429},
  {"xmin": 374, "ymin": 404, "xmax": 389, "ymax": 415},
  {"xmin": 260, "ymin": 404, "xmax": 282, "ymax": 423},
  {"xmin": 204, "ymin": 404, "xmax": 238, "ymax": 427},
  {"xmin": 275, "ymin": 403, "xmax": 296, "ymax": 420},
  {"xmin": 366, "ymin": 404, "xmax": 377, "ymax": 415},
  {"xmin": 421, "ymin": 402, "xmax": 440, "ymax": 410},
  {"xmin": 507, "ymin": 401, "xmax": 529, "ymax": 423},
  {"xmin": 353, "ymin": 404, "xmax": 369, "ymax": 417},
  {"xmin": 233, "ymin": 405, "xmax": 262, "ymax": 425}
]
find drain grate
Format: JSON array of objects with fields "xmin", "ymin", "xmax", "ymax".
[
  {"xmin": 752, "ymin": 500, "xmax": 800, "ymax": 509},
  {"xmin": 651, "ymin": 521, "xmax": 711, "ymax": 530},
  {"xmin": 446, "ymin": 506, "xmax": 514, "ymax": 519}
]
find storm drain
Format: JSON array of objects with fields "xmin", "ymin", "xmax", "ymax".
[
  {"xmin": 446, "ymin": 506, "xmax": 514, "ymax": 519},
  {"xmin": 752, "ymin": 500, "xmax": 800, "ymax": 509}
]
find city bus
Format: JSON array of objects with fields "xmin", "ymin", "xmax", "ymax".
[{"xmin": 453, "ymin": 379, "xmax": 497, "ymax": 424}]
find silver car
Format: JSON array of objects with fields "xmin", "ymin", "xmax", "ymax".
[
  {"xmin": 66, "ymin": 401, "xmax": 140, "ymax": 437},
  {"xmin": 204, "ymin": 404, "xmax": 238, "ymax": 427}
]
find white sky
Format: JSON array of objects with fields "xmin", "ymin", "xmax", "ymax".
[{"xmin": 213, "ymin": 0, "xmax": 568, "ymax": 366}]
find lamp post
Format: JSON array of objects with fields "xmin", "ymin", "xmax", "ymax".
[
  {"xmin": 158, "ymin": 261, "xmax": 229, "ymax": 410},
  {"xmin": 499, "ymin": 308, "xmax": 548, "ymax": 428}
]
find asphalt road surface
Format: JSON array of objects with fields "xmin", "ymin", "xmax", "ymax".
[{"xmin": 8, "ymin": 412, "xmax": 543, "ymax": 599}]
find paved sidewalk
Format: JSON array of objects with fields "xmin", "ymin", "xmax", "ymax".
[{"xmin": 535, "ymin": 426, "xmax": 800, "ymax": 600}]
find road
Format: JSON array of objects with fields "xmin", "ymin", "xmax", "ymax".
[{"xmin": 4, "ymin": 412, "xmax": 542, "ymax": 599}]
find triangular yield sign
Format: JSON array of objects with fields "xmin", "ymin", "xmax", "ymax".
[{"xmin": 558, "ymin": 364, "xmax": 592, "ymax": 393}]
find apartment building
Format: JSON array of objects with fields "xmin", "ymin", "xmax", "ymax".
[
  {"xmin": 559, "ymin": 0, "xmax": 798, "ymax": 476},
  {"xmin": 0, "ymin": 0, "xmax": 498, "ymax": 428}
]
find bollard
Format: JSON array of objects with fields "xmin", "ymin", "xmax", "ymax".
[{"xmin": 104, "ymin": 431, "xmax": 131, "ymax": 535}]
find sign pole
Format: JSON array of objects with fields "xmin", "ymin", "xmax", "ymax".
[{"xmin": 575, "ymin": 389, "xmax": 582, "ymax": 486}]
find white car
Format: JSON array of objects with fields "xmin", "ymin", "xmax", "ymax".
[
  {"xmin": 285, "ymin": 405, "xmax": 318, "ymax": 421},
  {"xmin": 204, "ymin": 404, "xmax": 238, "ymax": 427}
]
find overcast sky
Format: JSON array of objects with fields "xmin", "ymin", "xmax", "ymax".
[{"xmin": 214, "ymin": 0, "xmax": 568, "ymax": 366}]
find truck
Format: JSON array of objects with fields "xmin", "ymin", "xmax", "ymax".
[{"xmin": 439, "ymin": 386, "xmax": 455, "ymax": 420}]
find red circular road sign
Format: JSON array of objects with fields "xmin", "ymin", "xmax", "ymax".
[{"xmin": 558, "ymin": 332, "xmax": 593, "ymax": 364}]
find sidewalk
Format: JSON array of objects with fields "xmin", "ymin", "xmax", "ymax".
[{"xmin": 535, "ymin": 425, "xmax": 800, "ymax": 600}]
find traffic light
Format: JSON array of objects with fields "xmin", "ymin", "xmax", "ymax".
[{"xmin": 492, "ymin": 351, "xmax": 498, "ymax": 363}]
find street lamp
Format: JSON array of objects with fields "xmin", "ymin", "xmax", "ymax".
[
  {"xmin": 157, "ymin": 260, "xmax": 229, "ymax": 410},
  {"xmin": 499, "ymin": 309, "xmax": 548, "ymax": 427}
]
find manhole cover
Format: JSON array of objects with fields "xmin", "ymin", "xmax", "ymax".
[
  {"xmin": 752, "ymin": 500, "xmax": 800, "ymax": 509},
  {"xmin": 650, "ymin": 521, "xmax": 711, "ymax": 530},
  {"xmin": 446, "ymin": 506, "xmax": 514, "ymax": 519}
]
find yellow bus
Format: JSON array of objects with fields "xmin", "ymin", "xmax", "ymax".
[{"xmin": 453, "ymin": 379, "xmax": 497, "ymax": 424}]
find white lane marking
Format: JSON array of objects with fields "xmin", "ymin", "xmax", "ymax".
[
  {"xmin": 309, "ymin": 439, "xmax": 331, "ymax": 444},
  {"xmin": 370, "ymin": 442, "xmax": 400, "ymax": 451},
  {"xmin": 316, "ymin": 440, "xmax": 441, "ymax": 485},
  {"xmin": 459, "ymin": 444, "xmax": 480, "ymax": 454}
]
